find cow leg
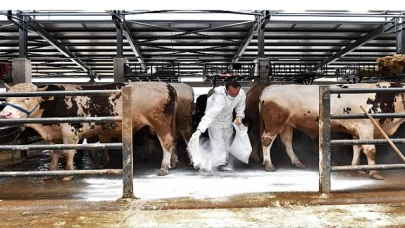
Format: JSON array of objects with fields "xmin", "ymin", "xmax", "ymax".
[
  {"xmin": 250, "ymin": 138, "xmax": 262, "ymax": 164},
  {"xmin": 44, "ymin": 150, "xmax": 61, "ymax": 180},
  {"xmin": 181, "ymin": 129, "xmax": 194, "ymax": 166},
  {"xmin": 60, "ymin": 132, "xmax": 80, "ymax": 181},
  {"xmin": 170, "ymin": 139, "xmax": 178, "ymax": 170},
  {"xmin": 142, "ymin": 133, "xmax": 154, "ymax": 161},
  {"xmin": 156, "ymin": 133, "xmax": 174, "ymax": 176},
  {"xmin": 89, "ymin": 149, "xmax": 98, "ymax": 167},
  {"xmin": 61, "ymin": 149, "xmax": 76, "ymax": 181},
  {"xmin": 97, "ymin": 136, "xmax": 111, "ymax": 168},
  {"xmin": 352, "ymin": 143, "xmax": 366, "ymax": 175},
  {"xmin": 361, "ymin": 144, "xmax": 383, "ymax": 180},
  {"xmin": 261, "ymin": 131, "xmax": 277, "ymax": 171},
  {"xmin": 279, "ymin": 125, "xmax": 305, "ymax": 168}
]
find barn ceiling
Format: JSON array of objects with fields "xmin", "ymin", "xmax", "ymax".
[{"xmin": 0, "ymin": 10, "xmax": 404, "ymax": 84}]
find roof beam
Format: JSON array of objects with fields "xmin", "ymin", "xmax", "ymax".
[
  {"xmin": 7, "ymin": 11, "xmax": 99, "ymax": 80},
  {"xmin": 111, "ymin": 12, "xmax": 146, "ymax": 69},
  {"xmin": 231, "ymin": 10, "xmax": 272, "ymax": 65},
  {"xmin": 27, "ymin": 18, "xmax": 99, "ymax": 80},
  {"xmin": 322, "ymin": 22, "xmax": 395, "ymax": 65}
]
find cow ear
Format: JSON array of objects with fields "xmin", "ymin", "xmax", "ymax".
[
  {"xmin": 36, "ymin": 86, "xmax": 48, "ymax": 91},
  {"xmin": 4, "ymin": 83, "xmax": 12, "ymax": 90}
]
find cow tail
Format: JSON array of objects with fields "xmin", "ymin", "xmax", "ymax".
[{"xmin": 166, "ymin": 84, "xmax": 178, "ymax": 138}]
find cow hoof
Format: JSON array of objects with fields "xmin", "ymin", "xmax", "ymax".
[
  {"xmin": 43, "ymin": 176, "xmax": 53, "ymax": 180},
  {"xmin": 264, "ymin": 165, "xmax": 276, "ymax": 172},
  {"xmin": 158, "ymin": 170, "xmax": 169, "ymax": 176},
  {"xmin": 170, "ymin": 163, "xmax": 177, "ymax": 170},
  {"xmin": 61, "ymin": 176, "xmax": 74, "ymax": 181},
  {"xmin": 370, "ymin": 171, "xmax": 384, "ymax": 180},
  {"xmin": 294, "ymin": 162, "xmax": 306, "ymax": 169},
  {"xmin": 187, "ymin": 161, "xmax": 193, "ymax": 166},
  {"xmin": 250, "ymin": 154, "xmax": 261, "ymax": 164}
]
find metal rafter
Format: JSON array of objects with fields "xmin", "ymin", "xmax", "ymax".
[
  {"xmin": 111, "ymin": 12, "xmax": 146, "ymax": 69},
  {"xmin": 131, "ymin": 20, "xmax": 252, "ymax": 45},
  {"xmin": 231, "ymin": 10, "xmax": 272, "ymax": 65},
  {"xmin": 322, "ymin": 21, "xmax": 396, "ymax": 65},
  {"xmin": 7, "ymin": 11, "xmax": 99, "ymax": 80}
]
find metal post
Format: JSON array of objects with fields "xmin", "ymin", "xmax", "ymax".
[
  {"xmin": 258, "ymin": 24, "xmax": 265, "ymax": 58},
  {"xmin": 121, "ymin": 86, "xmax": 135, "ymax": 199},
  {"xmin": 396, "ymin": 17, "xmax": 405, "ymax": 54},
  {"xmin": 319, "ymin": 86, "xmax": 331, "ymax": 193},
  {"xmin": 19, "ymin": 15, "xmax": 28, "ymax": 58},
  {"xmin": 116, "ymin": 12, "xmax": 124, "ymax": 58}
]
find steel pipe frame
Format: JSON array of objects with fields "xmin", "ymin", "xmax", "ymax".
[
  {"xmin": 231, "ymin": 10, "xmax": 271, "ymax": 65},
  {"xmin": 322, "ymin": 22, "xmax": 396, "ymax": 65},
  {"xmin": 0, "ymin": 87, "xmax": 135, "ymax": 199},
  {"xmin": 332, "ymin": 164, "xmax": 405, "ymax": 172},
  {"xmin": 319, "ymin": 85, "xmax": 405, "ymax": 194},
  {"xmin": 273, "ymin": 12, "xmax": 405, "ymax": 18},
  {"xmin": 0, "ymin": 169, "xmax": 123, "ymax": 178},
  {"xmin": 0, "ymin": 143, "xmax": 122, "ymax": 151},
  {"xmin": 0, "ymin": 89, "xmax": 120, "ymax": 97},
  {"xmin": 111, "ymin": 11, "xmax": 146, "ymax": 69},
  {"xmin": 7, "ymin": 11, "xmax": 99, "ymax": 80},
  {"xmin": 18, "ymin": 10, "xmax": 261, "ymax": 16},
  {"xmin": 0, "ymin": 117, "xmax": 121, "ymax": 125}
]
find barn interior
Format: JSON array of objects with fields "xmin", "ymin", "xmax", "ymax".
[{"xmin": 1, "ymin": 9, "xmax": 405, "ymax": 226}]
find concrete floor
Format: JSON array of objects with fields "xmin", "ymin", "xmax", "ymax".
[{"xmin": 0, "ymin": 145, "xmax": 405, "ymax": 227}]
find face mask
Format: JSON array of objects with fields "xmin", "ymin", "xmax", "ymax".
[{"xmin": 227, "ymin": 94, "xmax": 235, "ymax": 100}]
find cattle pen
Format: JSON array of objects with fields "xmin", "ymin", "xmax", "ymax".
[
  {"xmin": 1, "ymin": 8, "xmax": 405, "ymax": 227},
  {"xmin": 0, "ymin": 87, "xmax": 135, "ymax": 199},
  {"xmin": 320, "ymin": 86, "xmax": 405, "ymax": 193}
]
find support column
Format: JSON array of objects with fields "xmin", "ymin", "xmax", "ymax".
[
  {"xmin": 12, "ymin": 14, "xmax": 31, "ymax": 83},
  {"xmin": 254, "ymin": 58, "xmax": 271, "ymax": 84},
  {"xmin": 12, "ymin": 58, "xmax": 31, "ymax": 83},
  {"xmin": 114, "ymin": 58, "xmax": 128, "ymax": 83},
  {"xmin": 258, "ymin": 23, "xmax": 265, "ymax": 58},
  {"xmin": 396, "ymin": 17, "xmax": 405, "ymax": 54}
]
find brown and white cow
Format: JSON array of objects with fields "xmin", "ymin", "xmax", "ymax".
[
  {"xmin": 245, "ymin": 83, "xmax": 269, "ymax": 163},
  {"xmin": 143, "ymin": 83, "xmax": 194, "ymax": 166},
  {"xmin": 0, "ymin": 82, "xmax": 177, "ymax": 180},
  {"xmin": 259, "ymin": 82, "xmax": 405, "ymax": 180}
]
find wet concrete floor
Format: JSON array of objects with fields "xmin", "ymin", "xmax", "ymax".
[{"xmin": 0, "ymin": 149, "xmax": 405, "ymax": 227}]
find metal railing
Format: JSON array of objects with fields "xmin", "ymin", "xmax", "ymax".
[
  {"xmin": 335, "ymin": 63, "xmax": 405, "ymax": 84},
  {"xmin": 319, "ymin": 86, "xmax": 405, "ymax": 193},
  {"xmin": 0, "ymin": 87, "xmax": 134, "ymax": 199},
  {"xmin": 126, "ymin": 63, "xmax": 180, "ymax": 82}
]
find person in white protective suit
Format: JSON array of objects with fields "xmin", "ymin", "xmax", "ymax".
[{"xmin": 193, "ymin": 81, "xmax": 246, "ymax": 172}]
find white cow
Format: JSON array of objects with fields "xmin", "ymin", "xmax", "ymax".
[{"xmin": 259, "ymin": 82, "xmax": 405, "ymax": 180}]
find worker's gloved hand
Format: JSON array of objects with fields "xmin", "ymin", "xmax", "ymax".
[
  {"xmin": 192, "ymin": 129, "xmax": 202, "ymax": 139},
  {"xmin": 234, "ymin": 117, "xmax": 242, "ymax": 125}
]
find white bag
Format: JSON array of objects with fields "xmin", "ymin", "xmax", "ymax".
[
  {"xmin": 229, "ymin": 123, "xmax": 252, "ymax": 164},
  {"xmin": 187, "ymin": 132, "xmax": 217, "ymax": 171}
]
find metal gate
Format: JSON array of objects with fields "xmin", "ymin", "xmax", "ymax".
[
  {"xmin": 0, "ymin": 87, "xmax": 134, "ymax": 199},
  {"xmin": 319, "ymin": 86, "xmax": 405, "ymax": 193}
]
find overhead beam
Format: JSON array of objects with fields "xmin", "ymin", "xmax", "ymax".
[
  {"xmin": 7, "ymin": 11, "xmax": 98, "ymax": 80},
  {"xmin": 322, "ymin": 22, "xmax": 395, "ymax": 65},
  {"xmin": 231, "ymin": 10, "xmax": 271, "ymax": 65},
  {"xmin": 27, "ymin": 19, "xmax": 99, "ymax": 80},
  {"xmin": 111, "ymin": 12, "xmax": 146, "ymax": 69}
]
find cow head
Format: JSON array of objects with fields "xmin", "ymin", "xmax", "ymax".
[{"xmin": 0, "ymin": 83, "xmax": 48, "ymax": 119}]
